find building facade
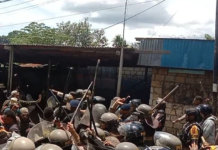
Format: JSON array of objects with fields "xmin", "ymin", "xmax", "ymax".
[{"xmin": 136, "ymin": 38, "xmax": 214, "ymax": 134}]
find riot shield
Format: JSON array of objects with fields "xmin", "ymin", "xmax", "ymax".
[
  {"xmin": 26, "ymin": 94, "xmax": 35, "ymax": 113},
  {"xmin": 47, "ymin": 96, "xmax": 58, "ymax": 108},
  {"xmin": 154, "ymin": 131, "xmax": 182, "ymax": 150},
  {"xmin": 79, "ymin": 104, "xmax": 107, "ymax": 128},
  {"xmin": 78, "ymin": 107, "xmax": 90, "ymax": 127},
  {"xmin": 0, "ymin": 143, "xmax": 6, "ymax": 149},
  {"xmin": 27, "ymin": 120, "xmax": 55, "ymax": 142},
  {"xmin": 73, "ymin": 111, "xmax": 81, "ymax": 129},
  {"xmin": 92, "ymin": 104, "xmax": 107, "ymax": 127}
]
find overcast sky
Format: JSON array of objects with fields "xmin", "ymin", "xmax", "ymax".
[{"xmin": 0, "ymin": 0, "xmax": 216, "ymax": 44}]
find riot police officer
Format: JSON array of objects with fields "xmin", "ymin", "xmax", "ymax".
[
  {"xmin": 7, "ymin": 137, "xmax": 35, "ymax": 150},
  {"xmin": 100, "ymin": 112, "xmax": 120, "ymax": 136},
  {"xmin": 136, "ymin": 104, "xmax": 159, "ymax": 146},
  {"xmin": 115, "ymin": 142, "xmax": 138, "ymax": 150},
  {"xmin": 118, "ymin": 121, "xmax": 147, "ymax": 150},
  {"xmin": 152, "ymin": 98, "xmax": 166, "ymax": 131},
  {"xmin": 35, "ymin": 144, "xmax": 62, "ymax": 150},
  {"xmin": 180, "ymin": 108, "xmax": 202, "ymax": 149},
  {"xmin": 199, "ymin": 104, "xmax": 217, "ymax": 145}
]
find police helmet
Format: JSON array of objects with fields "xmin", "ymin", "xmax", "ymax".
[
  {"xmin": 35, "ymin": 144, "xmax": 62, "ymax": 150},
  {"xmin": 48, "ymin": 129, "xmax": 71, "ymax": 143},
  {"xmin": 145, "ymin": 146, "xmax": 170, "ymax": 150},
  {"xmin": 129, "ymin": 99, "xmax": 141, "ymax": 107},
  {"xmin": 118, "ymin": 121, "xmax": 145, "ymax": 144},
  {"xmin": 154, "ymin": 131, "xmax": 182, "ymax": 150},
  {"xmin": 199, "ymin": 104, "xmax": 213, "ymax": 115},
  {"xmin": 136, "ymin": 104, "xmax": 152, "ymax": 118},
  {"xmin": 115, "ymin": 142, "xmax": 138, "ymax": 150},
  {"xmin": 100, "ymin": 113, "xmax": 119, "ymax": 131},
  {"xmin": 8, "ymin": 137, "xmax": 35, "ymax": 150},
  {"xmin": 100, "ymin": 113, "xmax": 118, "ymax": 122},
  {"xmin": 185, "ymin": 108, "xmax": 197, "ymax": 116}
]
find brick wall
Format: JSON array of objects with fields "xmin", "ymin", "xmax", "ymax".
[{"xmin": 149, "ymin": 67, "xmax": 213, "ymax": 135}]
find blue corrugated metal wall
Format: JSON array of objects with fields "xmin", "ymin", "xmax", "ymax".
[
  {"xmin": 161, "ymin": 39, "xmax": 214, "ymax": 70},
  {"xmin": 137, "ymin": 38, "xmax": 215, "ymax": 70}
]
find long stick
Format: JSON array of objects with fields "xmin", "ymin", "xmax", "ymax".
[
  {"xmin": 89, "ymin": 59, "xmax": 100, "ymax": 135},
  {"xmin": 199, "ymin": 81, "xmax": 208, "ymax": 98},
  {"xmin": 50, "ymin": 90, "xmax": 71, "ymax": 120},
  {"xmin": 152, "ymin": 85, "xmax": 179, "ymax": 110},
  {"xmin": 70, "ymin": 81, "xmax": 93, "ymax": 123},
  {"xmin": 54, "ymin": 67, "xmax": 73, "ymax": 120}
]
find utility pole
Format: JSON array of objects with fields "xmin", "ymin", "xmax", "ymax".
[
  {"xmin": 213, "ymin": 0, "xmax": 218, "ymax": 115},
  {"xmin": 116, "ymin": 0, "xmax": 128, "ymax": 97}
]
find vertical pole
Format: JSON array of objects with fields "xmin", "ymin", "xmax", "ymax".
[
  {"xmin": 116, "ymin": 0, "xmax": 128, "ymax": 96},
  {"xmin": 9, "ymin": 48, "xmax": 14, "ymax": 93},
  {"xmin": 7, "ymin": 49, "xmax": 11, "ymax": 96},
  {"xmin": 46, "ymin": 59, "xmax": 51, "ymax": 100},
  {"xmin": 212, "ymin": 0, "xmax": 218, "ymax": 115}
]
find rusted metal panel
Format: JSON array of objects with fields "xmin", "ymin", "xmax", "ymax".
[{"xmin": 137, "ymin": 39, "xmax": 164, "ymax": 66}]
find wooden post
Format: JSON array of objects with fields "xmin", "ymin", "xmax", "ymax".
[
  {"xmin": 5, "ymin": 46, "xmax": 14, "ymax": 96},
  {"xmin": 46, "ymin": 59, "xmax": 51, "ymax": 100},
  {"xmin": 9, "ymin": 48, "xmax": 14, "ymax": 93},
  {"xmin": 7, "ymin": 49, "xmax": 11, "ymax": 96}
]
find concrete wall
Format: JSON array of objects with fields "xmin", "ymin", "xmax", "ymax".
[{"xmin": 149, "ymin": 67, "xmax": 213, "ymax": 135}]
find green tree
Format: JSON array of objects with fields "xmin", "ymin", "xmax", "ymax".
[
  {"xmin": 0, "ymin": 35, "xmax": 10, "ymax": 44},
  {"xmin": 204, "ymin": 34, "xmax": 214, "ymax": 40},
  {"xmin": 91, "ymin": 29, "xmax": 108, "ymax": 47},
  {"xmin": 8, "ymin": 22, "xmax": 58, "ymax": 44},
  {"xmin": 112, "ymin": 35, "xmax": 127, "ymax": 47},
  {"xmin": 57, "ymin": 18, "xmax": 108, "ymax": 46},
  {"xmin": 8, "ymin": 18, "xmax": 108, "ymax": 46}
]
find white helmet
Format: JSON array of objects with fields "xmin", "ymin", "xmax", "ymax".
[
  {"xmin": 115, "ymin": 142, "xmax": 138, "ymax": 150},
  {"xmin": 35, "ymin": 144, "xmax": 62, "ymax": 150},
  {"xmin": 8, "ymin": 137, "xmax": 35, "ymax": 150}
]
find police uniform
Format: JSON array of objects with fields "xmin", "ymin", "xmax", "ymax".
[{"xmin": 180, "ymin": 108, "xmax": 202, "ymax": 149}]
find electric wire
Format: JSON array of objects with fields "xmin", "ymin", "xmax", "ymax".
[
  {"xmin": 151, "ymin": 9, "xmax": 178, "ymax": 36},
  {"xmin": 0, "ymin": 0, "xmax": 59, "ymax": 15},
  {"xmin": 0, "ymin": 0, "xmax": 156, "ymax": 28},
  {"xmin": 0, "ymin": 0, "xmax": 35, "ymax": 10},
  {"xmin": 103, "ymin": 0, "xmax": 165, "ymax": 30}
]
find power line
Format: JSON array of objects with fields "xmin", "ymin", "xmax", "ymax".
[
  {"xmin": 152, "ymin": 10, "xmax": 178, "ymax": 36},
  {"xmin": 103, "ymin": 0, "xmax": 165, "ymax": 30},
  {"xmin": 0, "ymin": 0, "xmax": 12, "ymax": 3},
  {"xmin": 5, "ymin": 0, "xmax": 60, "ymax": 17},
  {"xmin": 0, "ymin": 0, "xmax": 155, "ymax": 28},
  {"xmin": 0, "ymin": 0, "xmax": 59, "ymax": 15},
  {"xmin": 0, "ymin": 0, "xmax": 35, "ymax": 10}
]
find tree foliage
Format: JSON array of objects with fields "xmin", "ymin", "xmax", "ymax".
[
  {"xmin": 204, "ymin": 34, "xmax": 214, "ymax": 40},
  {"xmin": 7, "ymin": 18, "xmax": 108, "ymax": 46},
  {"xmin": 0, "ymin": 35, "xmax": 9, "ymax": 44},
  {"xmin": 112, "ymin": 35, "xmax": 127, "ymax": 47}
]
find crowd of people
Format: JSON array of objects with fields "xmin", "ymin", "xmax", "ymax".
[{"xmin": 0, "ymin": 87, "xmax": 217, "ymax": 150}]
